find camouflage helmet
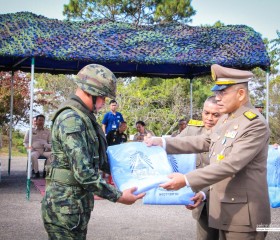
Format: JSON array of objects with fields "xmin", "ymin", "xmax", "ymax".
[
  {"xmin": 73, "ymin": 64, "xmax": 116, "ymax": 99},
  {"xmin": 254, "ymin": 101, "xmax": 264, "ymax": 108}
]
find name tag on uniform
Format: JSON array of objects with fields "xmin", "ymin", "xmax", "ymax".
[{"xmin": 225, "ymin": 131, "xmax": 237, "ymax": 139}]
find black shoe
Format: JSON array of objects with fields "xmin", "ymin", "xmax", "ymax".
[
  {"xmin": 35, "ymin": 172, "xmax": 40, "ymax": 178},
  {"xmin": 42, "ymin": 170, "xmax": 46, "ymax": 178}
]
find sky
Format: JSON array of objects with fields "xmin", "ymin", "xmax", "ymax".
[{"xmin": 0, "ymin": 0, "xmax": 279, "ymax": 40}]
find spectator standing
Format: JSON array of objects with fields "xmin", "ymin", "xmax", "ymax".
[
  {"xmin": 106, "ymin": 121, "xmax": 128, "ymax": 146},
  {"xmin": 102, "ymin": 100, "xmax": 124, "ymax": 134},
  {"xmin": 24, "ymin": 114, "xmax": 51, "ymax": 178},
  {"xmin": 133, "ymin": 120, "xmax": 155, "ymax": 142},
  {"xmin": 171, "ymin": 119, "xmax": 187, "ymax": 137},
  {"xmin": 254, "ymin": 101, "xmax": 264, "ymax": 114}
]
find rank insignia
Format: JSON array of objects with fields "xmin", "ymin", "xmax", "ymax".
[
  {"xmin": 188, "ymin": 119, "xmax": 204, "ymax": 127},
  {"xmin": 243, "ymin": 111, "xmax": 258, "ymax": 121},
  {"xmin": 225, "ymin": 131, "xmax": 237, "ymax": 139}
]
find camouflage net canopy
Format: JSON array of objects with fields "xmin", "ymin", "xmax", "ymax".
[{"xmin": 0, "ymin": 12, "xmax": 270, "ymax": 78}]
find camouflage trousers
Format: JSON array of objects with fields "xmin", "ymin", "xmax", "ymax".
[
  {"xmin": 41, "ymin": 183, "xmax": 93, "ymax": 240},
  {"xmin": 42, "ymin": 200, "xmax": 91, "ymax": 240}
]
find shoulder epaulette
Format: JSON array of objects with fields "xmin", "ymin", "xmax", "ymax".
[
  {"xmin": 243, "ymin": 111, "xmax": 258, "ymax": 121},
  {"xmin": 188, "ymin": 119, "xmax": 204, "ymax": 127}
]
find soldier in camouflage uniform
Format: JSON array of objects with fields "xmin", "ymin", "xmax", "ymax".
[{"xmin": 41, "ymin": 64, "xmax": 145, "ymax": 240}]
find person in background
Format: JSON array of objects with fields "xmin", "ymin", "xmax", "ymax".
[
  {"xmin": 145, "ymin": 64, "xmax": 270, "ymax": 240},
  {"xmin": 254, "ymin": 101, "xmax": 264, "ymax": 114},
  {"xmin": 133, "ymin": 120, "xmax": 155, "ymax": 142},
  {"xmin": 0, "ymin": 130, "xmax": 2, "ymax": 149},
  {"xmin": 178, "ymin": 96, "xmax": 221, "ymax": 240},
  {"xmin": 102, "ymin": 99, "xmax": 124, "ymax": 134},
  {"xmin": 171, "ymin": 119, "xmax": 187, "ymax": 137},
  {"xmin": 106, "ymin": 121, "xmax": 128, "ymax": 146},
  {"xmin": 41, "ymin": 64, "xmax": 144, "ymax": 240},
  {"xmin": 24, "ymin": 114, "xmax": 51, "ymax": 178},
  {"xmin": 254, "ymin": 102, "xmax": 279, "ymax": 149}
]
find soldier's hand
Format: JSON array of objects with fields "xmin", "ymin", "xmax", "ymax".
[
  {"xmin": 186, "ymin": 192, "xmax": 204, "ymax": 210},
  {"xmin": 144, "ymin": 136, "xmax": 163, "ymax": 147},
  {"xmin": 159, "ymin": 173, "xmax": 186, "ymax": 190},
  {"xmin": 117, "ymin": 187, "xmax": 145, "ymax": 205}
]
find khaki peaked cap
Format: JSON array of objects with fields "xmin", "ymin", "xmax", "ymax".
[{"xmin": 211, "ymin": 64, "xmax": 254, "ymax": 91}]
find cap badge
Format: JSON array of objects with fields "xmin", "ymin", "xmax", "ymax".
[{"xmin": 211, "ymin": 69, "xmax": 216, "ymax": 80}]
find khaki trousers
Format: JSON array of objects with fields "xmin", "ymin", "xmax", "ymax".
[
  {"xmin": 31, "ymin": 149, "xmax": 51, "ymax": 172},
  {"xmin": 196, "ymin": 204, "xmax": 219, "ymax": 240},
  {"xmin": 219, "ymin": 230, "xmax": 267, "ymax": 240}
]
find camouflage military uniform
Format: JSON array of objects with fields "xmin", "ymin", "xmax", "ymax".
[{"xmin": 41, "ymin": 64, "xmax": 122, "ymax": 240}]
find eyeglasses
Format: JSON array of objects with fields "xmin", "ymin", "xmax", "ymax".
[{"xmin": 213, "ymin": 89, "xmax": 238, "ymax": 98}]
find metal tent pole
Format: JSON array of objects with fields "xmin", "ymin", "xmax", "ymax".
[
  {"xmin": 190, "ymin": 78, "xmax": 193, "ymax": 119},
  {"xmin": 265, "ymin": 71, "xmax": 270, "ymax": 123},
  {"xmin": 8, "ymin": 70, "xmax": 14, "ymax": 175},
  {"xmin": 26, "ymin": 57, "xmax": 35, "ymax": 200}
]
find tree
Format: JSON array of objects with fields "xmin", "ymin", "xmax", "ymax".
[
  {"xmin": 63, "ymin": 0, "xmax": 196, "ymax": 26},
  {"xmin": 97, "ymin": 76, "xmax": 212, "ymax": 136},
  {"xmin": 269, "ymin": 75, "xmax": 280, "ymax": 143},
  {"xmin": 269, "ymin": 31, "xmax": 280, "ymax": 74},
  {"xmin": 0, "ymin": 71, "xmax": 31, "ymax": 127},
  {"xmin": 35, "ymin": 73, "xmax": 76, "ymax": 118}
]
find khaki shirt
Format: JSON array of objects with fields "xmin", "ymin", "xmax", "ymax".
[
  {"xmin": 177, "ymin": 124, "xmax": 211, "ymax": 220},
  {"xmin": 24, "ymin": 127, "xmax": 51, "ymax": 151},
  {"xmin": 165, "ymin": 102, "xmax": 271, "ymax": 232}
]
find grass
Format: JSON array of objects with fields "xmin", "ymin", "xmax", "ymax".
[{"xmin": 0, "ymin": 146, "xmax": 27, "ymax": 157}]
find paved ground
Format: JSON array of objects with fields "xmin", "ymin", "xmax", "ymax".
[{"xmin": 0, "ymin": 156, "xmax": 280, "ymax": 240}]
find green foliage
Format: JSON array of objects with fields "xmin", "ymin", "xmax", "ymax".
[
  {"xmin": 154, "ymin": 0, "xmax": 196, "ymax": 23},
  {"xmin": 63, "ymin": 0, "xmax": 196, "ymax": 25},
  {"xmin": 0, "ymin": 129, "xmax": 27, "ymax": 156},
  {"xmin": 269, "ymin": 31, "xmax": 280, "ymax": 74},
  {"xmin": 34, "ymin": 73, "xmax": 76, "ymax": 120},
  {"xmin": 0, "ymin": 71, "xmax": 31, "ymax": 127},
  {"xmin": 269, "ymin": 75, "xmax": 280, "ymax": 144},
  {"xmin": 97, "ymin": 76, "xmax": 212, "ymax": 136}
]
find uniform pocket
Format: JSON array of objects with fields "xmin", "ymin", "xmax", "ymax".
[
  {"xmin": 220, "ymin": 191, "xmax": 250, "ymax": 226},
  {"xmin": 59, "ymin": 198, "xmax": 84, "ymax": 231}
]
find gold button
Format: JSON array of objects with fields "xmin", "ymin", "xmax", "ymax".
[{"xmin": 231, "ymin": 198, "xmax": 235, "ymax": 201}]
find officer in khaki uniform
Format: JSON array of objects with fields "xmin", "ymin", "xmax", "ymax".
[
  {"xmin": 146, "ymin": 64, "xmax": 270, "ymax": 240},
  {"xmin": 178, "ymin": 96, "xmax": 221, "ymax": 240},
  {"xmin": 24, "ymin": 114, "xmax": 51, "ymax": 178}
]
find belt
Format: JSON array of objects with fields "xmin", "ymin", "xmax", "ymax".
[{"xmin": 47, "ymin": 167, "xmax": 80, "ymax": 186}]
